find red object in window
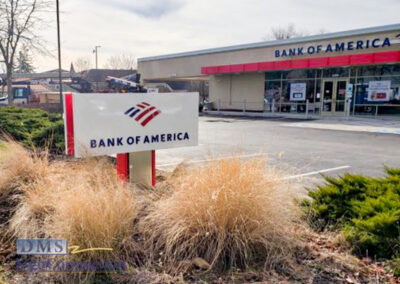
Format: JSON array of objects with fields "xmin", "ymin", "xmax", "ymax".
[{"xmin": 376, "ymin": 93, "xmax": 387, "ymax": 99}]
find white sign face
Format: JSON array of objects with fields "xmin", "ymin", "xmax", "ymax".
[
  {"xmin": 147, "ymin": 88, "xmax": 159, "ymax": 93},
  {"xmin": 346, "ymin": 84, "xmax": 353, "ymax": 98},
  {"xmin": 290, "ymin": 83, "xmax": 306, "ymax": 101},
  {"xmin": 368, "ymin": 81, "xmax": 391, "ymax": 102},
  {"xmin": 64, "ymin": 92, "xmax": 199, "ymax": 157}
]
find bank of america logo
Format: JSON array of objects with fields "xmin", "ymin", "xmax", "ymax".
[{"xmin": 124, "ymin": 102, "xmax": 161, "ymax": 127}]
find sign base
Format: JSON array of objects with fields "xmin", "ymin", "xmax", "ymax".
[{"xmin": 116, "ymin": 151, "xmax": 156, "ymax": 187}]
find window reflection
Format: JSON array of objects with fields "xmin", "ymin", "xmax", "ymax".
[{"xmin": 264, "ymin": 64, "xmax": 400, "ymax": 115}]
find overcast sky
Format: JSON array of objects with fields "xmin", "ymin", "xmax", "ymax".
[{"xmin": 35, "ymin": 0, "xmax": 400, "ymax": 71}]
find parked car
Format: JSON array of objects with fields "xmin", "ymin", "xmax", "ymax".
[{"xmin": 0, "ymin": 95, "xmax": 8, "ymax": 105}]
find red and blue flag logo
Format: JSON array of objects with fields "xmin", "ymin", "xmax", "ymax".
[{"xmin": 124, "ymin": 102, "xmax": 161, "ymax": 127}]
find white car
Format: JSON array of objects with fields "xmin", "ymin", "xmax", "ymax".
[{"xmin": 0, "ymin": 95, "xmax": 8, "ymax": 105}]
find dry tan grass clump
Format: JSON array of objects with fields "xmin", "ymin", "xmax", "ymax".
[
  {"xmin": 0, "ymin": 141, "xmax": 137, "ymax": 261},
  {"xmin": 140, "ymin": 157, "xmax": 299, "ymax": 271},
  {"xmin": 0, "ymin": 140, "xmax": 49, "ymax": 197},
  {"xmin": 0, "ymin": 140, "xmax": 51, "ymax": 243}
]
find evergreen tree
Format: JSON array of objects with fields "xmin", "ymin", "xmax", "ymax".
[{"xmin": 15, "ymin": 45, "xmax": 35, "ymax": 74}]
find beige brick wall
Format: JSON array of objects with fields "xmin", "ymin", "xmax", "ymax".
[
  {"xmin": 209, "ymin": 73, "xmax": 264, "ymax": 111},
  {"xmin": 138, "ymin": 30, "xmax": 400, "ymax": 80}
]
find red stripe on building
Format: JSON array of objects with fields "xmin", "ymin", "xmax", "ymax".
[
  {"xmin": 244, "ymin": 63, "xmax": 258, "ymax": 72},
  {"xmin": 141, "ymin": 110, "xmax": 161, "ymax": 126},
  {"xmin": 116, "ymin": 153, "xmax": 129, "ymax": 182},
  {"xmin": 137, "ymin": 104, "xmax": 146, "ymax": 108},
  {"xmin": 135, "ymin": 106, "xmax": 155, "ymax": 121},
  {"xmin": 291, "ymin": 59, "xmax": 309, "ymax": 69},
  {"xmin": 65, "ymin": 93, "xmax": 75, "ymax": 156},
  {"xmin": 201, "ymin": 50, "xmax": 400, "ymax": 75}
]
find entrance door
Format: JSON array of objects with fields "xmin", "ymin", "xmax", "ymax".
[{"xmin": 322, "ymin": 79, "xmax": 348, "ymax": 114}]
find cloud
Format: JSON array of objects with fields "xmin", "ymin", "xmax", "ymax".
[
  {"xmin": 35, "ymin": 0, "xmax": 400, "ymax": 71},
  {"xmin": 98, "ymin": 0, "xmax": 184, "ymax": 19}
]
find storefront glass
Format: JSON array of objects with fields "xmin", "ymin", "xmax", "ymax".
[{"xmin": 265, "ymin": 64, "xmax": 400, "ymax": 116}]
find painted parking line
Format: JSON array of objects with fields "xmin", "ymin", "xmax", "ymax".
[
  {"xmin": 284, "ymin": 165, "xmax": 352, "ymax": 180},
  {"xmin": 158, "ymin": 156, "xmax": 351, "ymax": 180},
  {"xmin": 282, "ymin": 123, "xmax": 400, "ymax": 135}
]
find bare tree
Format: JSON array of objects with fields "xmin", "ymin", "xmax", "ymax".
[
  {"xmin": 104, "ymin": 53, "xmax": 136, "ymax": 70},
  {"xmin": 0, "ymin": 61, "xmax": 5, "ymax": 74},
  {"xmin": 74, "ymin": 56, "xmax": 92, "ymax": 72},
  {"xmin": 0, "ymin": 62, "xmax": 5, "ymax": 96},
  {"xmin": 263, "ymin": 24, "xmax": 307, "ymax": 41},
  {"xmin": 0, "ymin": 0, "xmax": 50, "ymax": 104}
]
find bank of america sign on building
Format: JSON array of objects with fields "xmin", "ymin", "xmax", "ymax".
[
  {"xmin": 63, "ymin": 93, "xmax": 198, "ymax": 157},
  {"xmin": 138, "ymin": 24, "xmax": 400, "ymax": 117}
]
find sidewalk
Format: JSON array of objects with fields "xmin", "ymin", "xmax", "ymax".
[
  {"xmin": 204, "ymin": 110, "xmax": 400, "ymax": 123},
  {"xmin": 203, "ymin": 110, "xmax": 400, "ymax": 133},
  {"xmin": 281, "ymin": 121, "xmax": 400, "ymax": 135}
]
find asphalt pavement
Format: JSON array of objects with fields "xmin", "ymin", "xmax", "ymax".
[{"xmin": 156, "ymin": 115, "xmax": 400, "ymax": 180}]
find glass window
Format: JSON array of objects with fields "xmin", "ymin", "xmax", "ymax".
[
  {"xmin": 323, "ymin": 67, "xmax": 350, "ymax": 78},
  {"xmin": 265, "ymin": 71, "xmax": 281, "ymax": 80},
  {"xmin": 265, "ymin": 81, "xmax": 281, "ymax": 101},
  {"xmin": 282, "ymin": 69, "xmax": 317, "ymax": 79},
  {"xmin": 354, "ymin": 76, "xmax": 400, "ymax": 105},
  {"xmin": 357, "ymin": 64, "xmax": 400, "ymax": 77},
  {"xmin": 278, "ymin": 80, "xmax": 316, "ymax": 113},
  {"xmin": 264, "ymin": 81, "xmax": 281, "ymax": 112},
  {"xmin": 315, "ymin": 80, "xmax": 322, "ymax": 103},
  {"xmin": 13, "ymin": 88, "xmax": 25, "ymax": 98},
  {"xmin": 388, "ymin": 76, "xmax": 400, "ymax": 104}
]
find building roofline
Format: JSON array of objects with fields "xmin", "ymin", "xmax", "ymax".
[{"xmin": 138, "ymin": 23, "xmax": 400, "ymax": 63}]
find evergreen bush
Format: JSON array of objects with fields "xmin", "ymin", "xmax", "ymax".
[
  {"xmin": 303, "ymin": 168, "xmax": 400, "ymax": 260},
  {"xmin": 0, "ymin": 106, "xmax": 64, "ymax": 152}
]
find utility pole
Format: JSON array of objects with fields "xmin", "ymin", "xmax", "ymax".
[
  {"xmin": 56, "ymin": 0, "xmax": 63, "ymax": 112},
  {"xmin": 93, "ymin": 46, "xmax": 101, "ymax": 69},
  {"xmin": 93, "ymin": 46, "xmax": 101, "ymax": 91}
]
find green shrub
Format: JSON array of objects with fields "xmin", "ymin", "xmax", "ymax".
[
  {"xmin": 0, "ymin": 106, "xmax": 64, "ymax": 152},
  {"xmin": 303, "ymin": 168, "xmax": 400, "ymax": 260},
  {"xmin": 392, "ymin": 258, "xmax": 400, "ymax": 277}
]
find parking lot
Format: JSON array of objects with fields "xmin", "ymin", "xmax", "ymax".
[{"xmin": 157, "ymin": 116, "xmax": 400, "ymax": 180}]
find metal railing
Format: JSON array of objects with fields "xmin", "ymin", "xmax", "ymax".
[
  {"xmin": 212, "ymin": 99, "xmax": 264, "ymax": 113},
  {"xmin": 353, "ymin": 103, "xmax": 400, "ymax": 117},
  {"xmin": 208, "ymin": 99, "xmax": 315, "ymax": 119},
  {"xmin": 206, "ymin": 99, "xmax": 400, "ymax": 119},
  {"xmin": 264, "ymin": 99, "xmax": 319, "ymax": 118}
]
